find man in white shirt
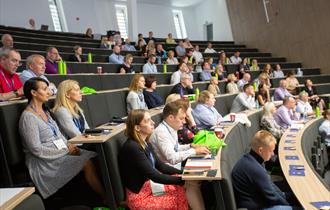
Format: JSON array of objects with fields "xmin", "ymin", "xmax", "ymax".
[
  {"xmin": 237, "ymin": 72, "xmax": 251, "ymax": 91},
  {"xmin": 192, "ymin": 45, "xmax": 203, "ymax": 64},
  {"xmin": 171, "ymin": 62, "xmax": 189, "ymax": 84},
  {"xmin": 150, "ymin": 99, "xmax": 209, "ymax": 210},
  {"xmin": 230, "ymin": 84, "xmax": 256, "ymax": 113},
  {"xmin": 230, "ymin": 50, "xmax": 242, "ymax": 64},
  {"xmin": 204, "ymin": 42, "xmax": 217, "ymax": 54},
  {"xmin": 142, "ymin": 54, "xmax": 158, "ymax": 73},
  {"xmin": 296, "ymin": 91, "xmax": 314, "ymax": 116}
]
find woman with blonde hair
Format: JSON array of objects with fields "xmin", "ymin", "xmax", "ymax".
[
  {"xmin": 208, "ymin": 77, "xmax": 221, "ymax": 96},
  {"xmin": 260, "ymin": 102, "xmax": 284, "ymax": 140},
  {"xmin": 192, "ymin": 90, "xmax": 223, "ymax": 130},
  {"xmin": 126, "ymin": 74, "xmax": 148, "ymax": 113},
  {"xmin": 119, "ymin": 109, "xmax": 188, "ymax": 210},
  {"xmin": 226, "ymin": 73, "xmax": 239, "ymax": 94},
  {"xmin": 53, "ymin": 80, "xmax": 90, "ymax": 139}
]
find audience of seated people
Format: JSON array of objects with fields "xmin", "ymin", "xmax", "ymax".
[
  {"xmin": 143, "ymin": 75, "xmax": 163, "ymax": 109},
  {"xmin": 150, "ymin": 99, "xmax": 210, "ymax": 210},
  {"xmin": 170, "ymin": 73, "xmax": 194, "ymax": 96},
  {"xmin": 272, "ymin": 64, "xmax": 284, "ymax": 78},
  {"xmin": 118, "ymin": 109, "xmax": 188, "ymax": 210},
  {"xmin": 126, "ymin": 74, "xmax": 148, "ymax": 113},
  {"xmin": 0, "ymin": 34, "xmax": 14, "ymax": 50},
  {"xmin": 273, "ymin": 96, "xmax": 299, "ymax": 129},
  {"xmin": 229, "ymin": 50, "xmax": 242, "ymax": 64},
  {"xmin": 273, "ymin": 79, "xmax": 293, "ymax": 101},
  {"xmin": 204, "ymin": 42, "xmax": 217, "ymax": 54},
  {"xmin": 100, "ymin": 36, "xmax": 112, "ymax": 49},
  {"xmin": 166, "ymin": 50, "xmax": 179, "ymax": 64},
  {"xmin": 226, "ymin": 73, "xmax": 239, "ymax": 94},
  {"xmin": 118, "ymin": 54, "xmax": 135, "ymax": 74},
  {"xmin": 230, "ymin": 83, "xmax": 256, "ymax": 113},
  {"xmin": 192, "ymin": 90, "xmax": 223, "ymax": 130},
  {"xmin": 302, "ymin": 79, "xmax": 326, "ymax": 110},
  {"xmin": 232, "ymin": 130, "xmax": 294, "ymax": 209},
  {"xmin": 143, "ymin": 54, "xmax": 158, "ymax": 73},
  {"xmin": 260, "ymin": 102, "xmax": 284, "ymax": 141},
  {"xmin": 257, "ymin": 83, "xmax": 271, "ymax": 106},
  {"xmin": 208, "ymin": 77, "xmax": 221, "ymax": 96},
  {"xmin": 237, "ymin": 72, "xmax": 251, "ymax": 91},
  {"xmin": 0, "ymin": 48, "xmax": 24, "ymax": 100},
  {"xmin": 319, "ymin": 109, "xmax": 330, "ymax": 147},
  {"xmin": 109, "ymin": 45, "xmax": 124, "ymax": 64},
  {"xmin": 285, "ymin": 71, "xmax": 299, "ymax": 95},
  {"xmin": 68, "ymin": 45, "xmax": 85, "ymax": 62},
  {"xmin": 19, "ymin": 77, "xmax": 105, "ymax": 201},
  {"xmin": 20, "ymin": 54, "xmax": 57, "ymax": 94}
]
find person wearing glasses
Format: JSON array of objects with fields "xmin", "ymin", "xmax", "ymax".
[{"xmin": 0, "ymin": 48, "xmax": 24, "ymax": 100}]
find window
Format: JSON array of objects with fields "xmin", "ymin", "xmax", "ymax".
[
  {"xmin": 115, "ymin": 4, "xmax": 128, "ymax": 39},
  {"xmin": 172, "ymin": 10, "xmax": 187, "ymax": 39},
  {"xmin": 48, "ymin": 0, "xmax": 63, "ymax": 31}
]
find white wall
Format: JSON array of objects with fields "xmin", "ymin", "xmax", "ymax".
[
  {"xmin": 191, "ymin": 0, "xmax": 233, "ymax": 41},
  {"xmin": 62, "ymin": 0, "xmax": 118, "ymax": 34},
  {"xmin": 0, "ymin": 0, "xmax": 54, "ymax": 30}
]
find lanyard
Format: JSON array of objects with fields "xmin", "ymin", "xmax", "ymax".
[
  {"xmin": 73, "ymin": 117, "xmax": 82, "ymax": 132},
  {"xmin": 0, "ymin": 70, "xmax": 15, "ymax": 91},
  {"xmin": 30, "ymin": 105, "xmax": 58, "ymax": 137},
  {"xmin": 145, "ymin": 144, "xmax": 156, "ymax": 169},
  {"xmin": 162, "ymin": 122, "xmax": 179, "ymax": 152}
]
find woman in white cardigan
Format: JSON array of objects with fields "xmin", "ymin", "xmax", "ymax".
[{"xmin": 126, "ymin": 74, "xmax": 148, "ymax": 113}]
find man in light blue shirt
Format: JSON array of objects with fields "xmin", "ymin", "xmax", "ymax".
[
  {"xmin": 142, "ymin": 54, "xmax": 158, "ymax": 73},
  {"xmin": 175, "ymin": 40, "xmax": 186, "ymax": 57},
  {"xmin": 230, "ymin": 83, "xmax": 256, "ymax": 113},
  {"xmin": 273, "ymin": 79, "xmax": 293, "ymax": 101},
  {"xmin": 109, "ymin": 45, "xmax": 124, "ymax": 64},
  {"xmin": 237, "ymin": 72, "xmax": 251, "ymax": 91},
  {"xmin": 199, "ymin": 62, "xmax": 213, "ymax": 81},
  {"xmin": 273, "ymin": 96, "xmax": 298, "ymax": 129},
  {"xmin": 122, "ymin": 38, "xmax": 136, "ymax": 51},
  {"xmin": 20, "ymin": 54, "xmax": 57, "ymax": 94}
]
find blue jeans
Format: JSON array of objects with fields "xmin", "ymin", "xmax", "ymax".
[{"xmin": 263, "ymin": 206, "xmax": 293, "ymax": 210}]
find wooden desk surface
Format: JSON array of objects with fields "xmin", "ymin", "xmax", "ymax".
[
  {"xmin": 0, "ymin": 187, "xmax": 35, "ymax": 210},
  {"xmin": 279, "ymin": 118, "xmax": 330, "ymax": 210}
]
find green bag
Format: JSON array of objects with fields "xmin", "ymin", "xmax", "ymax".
[
  {"xmin": 81, "ymin": 86, "xmax": 97, "ymax": 94},
  {"xmin": 192, "ymin": 130, "xmax": 227, "ymax": 150}
]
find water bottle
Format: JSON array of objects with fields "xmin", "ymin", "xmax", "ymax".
[
  {"xmin": 255, "ymin": 99, "xmax": 260, "ymax": 109},
  {"xmin": 315, "ymin": 106, "xmax": 321, "ymax": 117},
  {"xmin": 296, "ymin": 67, "xmax": 303, "ymax": 76},
  {"xmin": 303, "ymin": 107, "xmax": 308, "ymax": 120}
]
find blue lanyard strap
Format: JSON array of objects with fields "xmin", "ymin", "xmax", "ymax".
[
  {"xmin": 145, "ymin": 144, "xmax": 156, "ymax": 169},
  {"xmin": 30, "ymin": 105, "xmax": 58, "ymax": 137},
  {"xmin": 0, "ymin": 70, "xmax": 15, "ymax": 91}
]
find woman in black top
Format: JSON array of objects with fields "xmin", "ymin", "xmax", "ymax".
[
  {"xmin": 68, "ymin": 45, "xmax": 85, "ymax": 62},
  {"xmin": 257, "ymin": 83, "xmax": 271, "ymax": 106},
  {"xmin": 143, "ymin": 76, "xmax": 163, "ymax": 109},
  {"xmin": 303, "ymin": 79, "xmax": 326, "ymax": 109},
  {"xmin": 119, "ymin": 109, "xmax": 188, "ymax": 210},
  {"xmin": 118, "ymin": 54, "xmax": 135, "ymax": 73}
]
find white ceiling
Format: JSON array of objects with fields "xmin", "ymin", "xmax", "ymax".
[{"xmin": 137, "ymin": 0, "xmax": 204, "ymax": 8}]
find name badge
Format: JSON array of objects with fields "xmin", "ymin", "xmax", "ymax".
[
  {"xmin": 150, "ymin": 180, "xmax": 165, "ymax": 196},
  {"xmin": 53, "ymin": 138, "xmax": 67, "ymax": 150}
]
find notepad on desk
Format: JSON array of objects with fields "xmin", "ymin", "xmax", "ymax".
[
  {"xmin": 185, "ymin": 161, "xmax": 213, "ymax": 169},
  {"xmin": 290, "ymin": 123, "xmax": 304, "ymax": 130}
]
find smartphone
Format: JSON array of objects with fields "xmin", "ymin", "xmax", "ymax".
[
  {"xmin": 183, "ymin": 171, "xmax": 205, "ymax": 176},
  {"xmin": 206, "ymin": 169, "xmax": 217, "ymax": 177}
]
